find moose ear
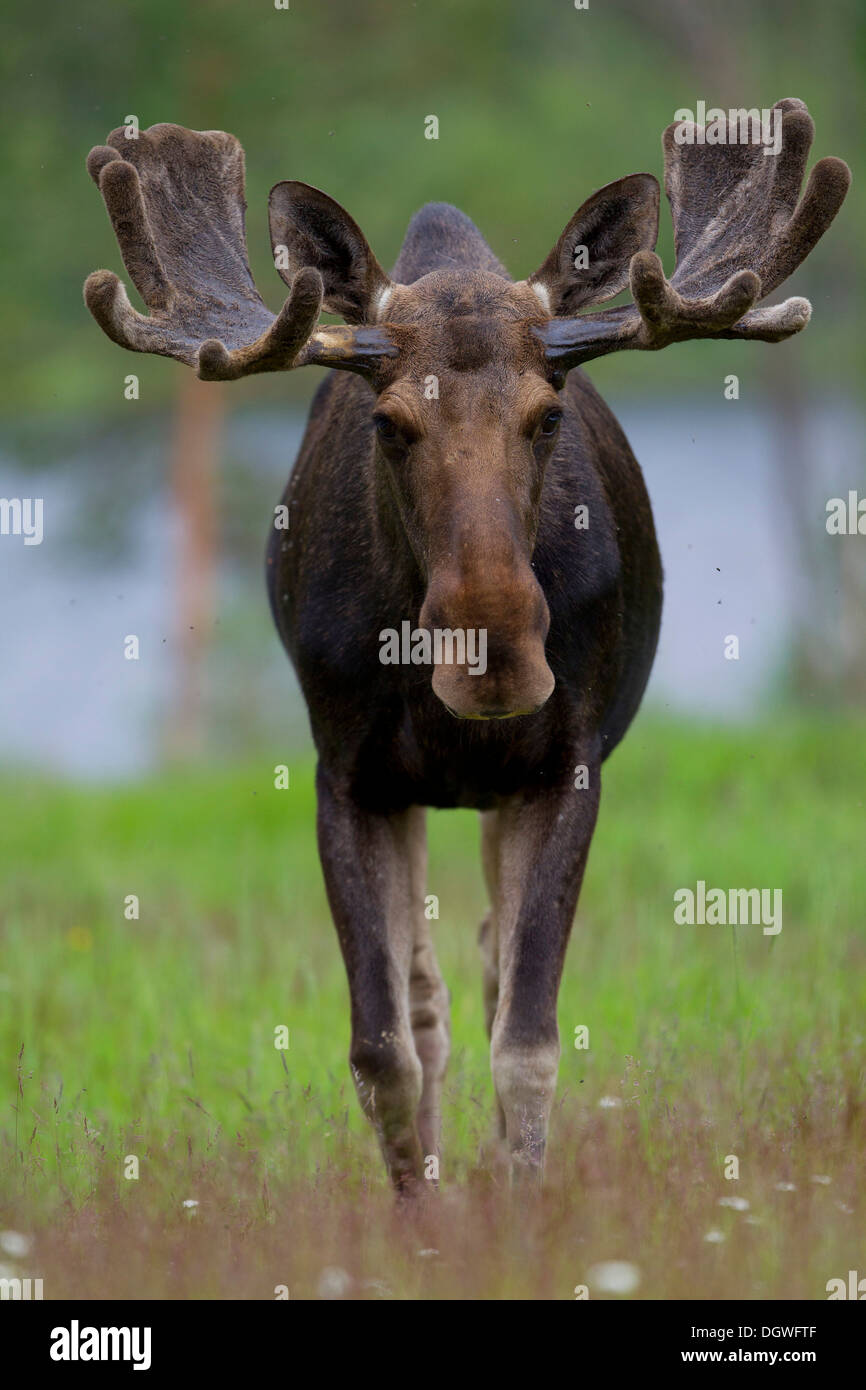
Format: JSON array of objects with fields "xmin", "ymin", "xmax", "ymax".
[
  {"xmin": 529, "ymin": 173, "xmax": 660, "ymax": 316},
  {"xmin": 268, "ymin": 181, "xmax": 392, "ymax": 325}
]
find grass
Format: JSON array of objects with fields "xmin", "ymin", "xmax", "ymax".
[{"xmin": 1, "ymin": 713, "xmax": 864, "ymax": 1299}]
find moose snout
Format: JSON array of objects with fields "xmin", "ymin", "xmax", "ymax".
[{"xmin": 419, "ymin": 569, "xmax": 555, "ymax": 720}]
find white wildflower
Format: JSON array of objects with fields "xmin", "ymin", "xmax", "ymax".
[{"xmin": 586, "ymin": 1261, "xmax": 641, "ymax": 1294}]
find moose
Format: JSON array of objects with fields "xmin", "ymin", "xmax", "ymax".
[{"xmin": 84, "ymin": 100, "xmax": 849, "ymax": 1192}]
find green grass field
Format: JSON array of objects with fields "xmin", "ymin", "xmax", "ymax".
[{"xmin": 1, "ymin": 714, "xmax": 864, "ymax": 1299}]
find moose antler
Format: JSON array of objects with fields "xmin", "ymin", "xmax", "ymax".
[
  {"xmin": 84, "ymin": 124, "xmax": 398, "ymax": 381},
  {"xmin": 537, "ymin": 99, "xmax": 850, "ymax": 369}
]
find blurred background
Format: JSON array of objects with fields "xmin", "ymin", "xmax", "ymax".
[
  {"xmin": 2, "ymin": 0, "xmax": 865, "ymax": 1300},
  {"xmin": 1, "ymin": 0, "xmax": 863, "ymax": 778}
]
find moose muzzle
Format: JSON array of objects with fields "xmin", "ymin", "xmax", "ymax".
[{"xmin": 419, "ymin": 565, "xmax": 555, "ymax": 720}]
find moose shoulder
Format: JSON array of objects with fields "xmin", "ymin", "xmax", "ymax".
[{"xmin": 84, "ymin": 100, "xmax": 849, "ymax": 1193}]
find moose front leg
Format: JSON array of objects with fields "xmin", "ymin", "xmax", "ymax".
[
  {"xmin": 488, "ymin": 759, "xmax": 601, "ymax": 1184},
  {"xmin": 316, "ymin": 768, "xmax": 427, "ymax": 1193},
  {"xmin": 407, "ymin": 806, "xmax": 451, "ymax": 1168},
  {"xmin": 478, "ymin": 810, "xmax": 506, "ymax": 1141}
]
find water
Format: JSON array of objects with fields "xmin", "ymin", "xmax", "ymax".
[{"xmin": 1, "ymin": 399, "xmax": 861, "ymax": 778}]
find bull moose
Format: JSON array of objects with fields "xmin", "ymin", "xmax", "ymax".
[{"xmin": 84, "ymin": 99, "xmax": 849, "ymax": 1192}]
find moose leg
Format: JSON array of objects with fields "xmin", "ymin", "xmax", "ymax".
[
  {"xmin": 478, "ymin": 809, "xmax": 506, "ymax": 1139},
  {"xmin": 408, "ymin": 808, "xmax": 451, "ymax": 1167},
  {"xmin": 316, "ymin": 769, "xmax": 424, "ymax": 1193},
  {"xmin": 489, "ymin": 759, "xmax": 601, "ymax": 1183}
]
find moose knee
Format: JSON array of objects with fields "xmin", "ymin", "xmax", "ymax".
[
  {"xmin": 349, "ymin": 1035, "xmax": 423, "ymax": 1120},
  {"xmin": 490, "ymin": 1034, "xmax": 560, "ymax": 1151}
]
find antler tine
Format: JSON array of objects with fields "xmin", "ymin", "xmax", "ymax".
[
  {"xmin": 86, "ymin": 149, "xmax": 172, "ymax": 311},
  {"xmin": 197, "ymin": 269, "xmax": 323, "ymax": 381},
  {"xmin": 629, "ymin": 252, "xmax": 762, "ymax": 342},
  {"xmin": 536, "ymin": 98, "xmax": 850, "ymax": 369},
  {"xmin": 84, "ymin": 254, "xmax": 330, "ymax": 379},
  {"xmin": 83, "ymin": 123, "xmax": 396, "ymax": 381}
]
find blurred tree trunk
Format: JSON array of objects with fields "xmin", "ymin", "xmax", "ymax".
[
  {"xmin": 164, "ymin": 375, "xmax": 224, "ymax": 760},
  {"xmin": 163, "ymin": 12, "xmax": 231, "ymax": 762}
]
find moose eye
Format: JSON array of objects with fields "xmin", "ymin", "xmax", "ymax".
[
  {"xmin": 538, "ymin": 409, "xmax": 563, "ymax": 437},
  {"xmin": 373, "ymin": 414, "xmax": 401, "ymax": 443}
]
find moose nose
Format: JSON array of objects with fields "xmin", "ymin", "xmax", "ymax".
[
  {"xmin": 433, "ymin": 658, "xmax": 555, "ymax": 720},
  {"xmin": 420, "ymin": 568, "xmax": 555, "ymax": 720}
]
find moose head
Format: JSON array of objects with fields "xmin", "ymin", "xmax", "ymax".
[{"xmin": 84, "ymin": 100, "xmax": 849, "ymax": 721}]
